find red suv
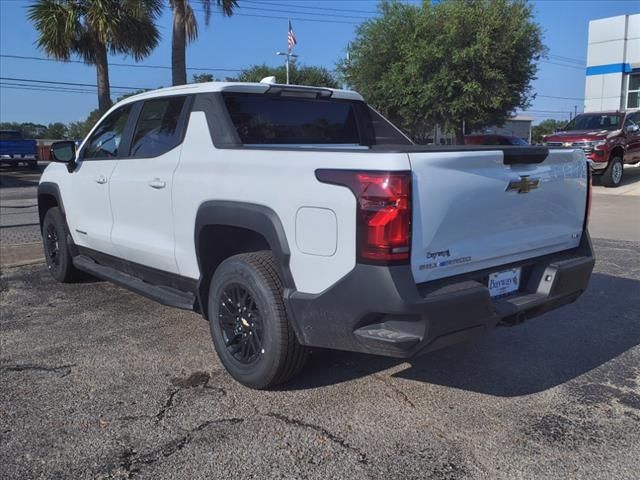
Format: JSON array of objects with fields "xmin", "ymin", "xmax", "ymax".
[{"xmin": 543, "ymin": 110, "xmax": 640, "ymax": 187}]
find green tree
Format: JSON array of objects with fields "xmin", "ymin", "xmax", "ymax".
[
  {"xmin": 236, "ymin": 63, "xmax": 339, "ymax": 88},
  {"xmin": 41, "ymin": 122, "xmax": 68, "ymax": 139},
  {"xmin": 66, "ymin": 121, "xmax": 90, "ymax": 140},
  {"xmin": 28, "ymin": 0, "xmax": 162, "ymax": 114},
  {"xmin": 67, "ymin": 109, "xmax": 102, "ymax": 140},
  {"xmin": 170, "ymin": 0, "xmax": 237, "ymax": 86},
  {"xmin": 532, "ymin": 118, "xmax": 567, "ymax": 144},
  {"xmin": 192, "ymin": 73, "xmax": 215, "ymax": 83},
  {"xmin": 338, "ymin": 0, "xmax": 546, "ymax": 144}
]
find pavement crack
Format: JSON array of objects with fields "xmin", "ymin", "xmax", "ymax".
[
  {"xmin": 155, "ymin": 371, "xmax": 225, "ymax": 423},
  {"xmin": 155, "ymin": 388, "xmax": 179, "ymax": 423},
  {"xmin": 373, "ymin": 374, "xmax": 416, "ymax": 409},
  {"xmin": 111, "ymin": 418, "xmax": 244, "ymax": 478},
  {"xmin": 266, "ymin": 412, "xmax": 368, "ymax": 464},
  {"xmin": 0, "ymin": 363, "xmax": 75, "ymax": 377}
]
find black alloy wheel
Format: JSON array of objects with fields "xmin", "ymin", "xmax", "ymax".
[
  {"xmin": 44, "ymin": 223, "xmax": 61, "ymax": 271},
  {"xmin": 218, "ymin": 283, "xmax": 264, "ymax": 364},
  {"xmin": 208, "ymin": 251, "xmax": 308, "ymax": 389},
  {"xmin": 41, "ymin": 207, "xmax": 80, "ymax": 283}
]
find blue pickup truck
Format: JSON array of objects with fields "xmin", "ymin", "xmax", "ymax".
[{"xmin": 0, "ymin": 130, "xmax": 38, "ymax": 168}]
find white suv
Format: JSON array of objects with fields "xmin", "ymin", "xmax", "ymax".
[{"xmin": 39, "ymin": 82, "xmax": 595, "ymax": 388}]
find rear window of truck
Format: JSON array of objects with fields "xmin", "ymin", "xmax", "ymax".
[{"xmin": 222, "ymin": 93, "xmax": 362, "ymax": 145}]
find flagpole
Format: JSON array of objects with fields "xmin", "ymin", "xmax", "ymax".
[
  {"xmin": 276, "ymin": 19, "xmax": 297, "ymax": 85},
  {"xmin": 286, "ymin": 19, "xmax": 290, "ymax": 85}
]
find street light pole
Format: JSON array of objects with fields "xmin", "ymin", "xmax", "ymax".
[{"xmin": 276, "ymin": 51, "xmax": 298, "ymax": 84}]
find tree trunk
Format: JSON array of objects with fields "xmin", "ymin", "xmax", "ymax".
[
  {"xmin": 95, "ymin": 42, "xmax": 112, "ymax": 114},
  {"xmin": 172, "ymin": 1, "xmax": 187, "ymax": 86},
  {"xmin": 454, "ymin": 125, "xmax": 465, "ymax": 145}
]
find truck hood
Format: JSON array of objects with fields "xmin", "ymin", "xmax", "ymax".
[{"xmin": 545, "ymin": 129, "xmax": 618, "ymax": 143}]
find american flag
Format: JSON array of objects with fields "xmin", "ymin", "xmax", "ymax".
[{"xmin": 287, "ymin": 20, "xmax": 297, "ymax": 52}]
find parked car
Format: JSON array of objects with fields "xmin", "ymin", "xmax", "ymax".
[
  {"xmin": 465, "ymin": 134, "xmax": 529, "ymax": 146},
  {"xmin": 38, "ymin": 82, "xmax": 594, "ymax": 389},
  {"xmin": 543, "ymin": 110, "xmax": 640, "ymax": 187},
  {"xmin": 0, "ymin": 130, "xmax": 38, "ymax": 167}
]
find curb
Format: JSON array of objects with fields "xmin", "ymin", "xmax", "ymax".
[{"xmin": 0, "ymin": 242, "xmax": 44, "ymax": 269}]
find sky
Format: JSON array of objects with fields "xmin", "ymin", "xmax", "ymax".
[{"xmin": 0, "ymin": 0, "xmax": 638, "ymax": 126}]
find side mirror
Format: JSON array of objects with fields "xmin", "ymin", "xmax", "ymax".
[
  {"xmin": 625, "ymin": 124, "xmax": 640, "ymax": 134},
  {"xmin": 50, "ymin": 140, "xmax": 76, "ymax": 163}
]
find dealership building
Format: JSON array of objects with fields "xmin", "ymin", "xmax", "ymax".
[{"xmin": 585, "ymin": 14, "xmax": 640, "ymax": 112}]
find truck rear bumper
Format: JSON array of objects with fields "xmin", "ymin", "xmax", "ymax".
[{"xmin": 286, "ymin": 232, "xmax": 595, "ymax": 358}]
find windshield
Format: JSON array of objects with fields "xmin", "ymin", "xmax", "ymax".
[{"xmin": 563, "ymin": 114, "xmax": 622, "ymax": 132}]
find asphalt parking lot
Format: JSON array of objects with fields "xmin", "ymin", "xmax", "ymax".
[{"xmin": 1, "ymin": 165, "xmax": 639, "ymax": 479}]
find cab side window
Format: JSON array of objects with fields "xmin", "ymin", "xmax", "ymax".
[
  {"xmin": 625, "ymin": 112, "xmax": 639, "ymax": 128},
  {"xmin": 83, "ymin": 106, "xmax": 132, "ymax": 159},
  {"xmin": 130, "ymin": 97, "xmax": 187, "ymax": 158}
]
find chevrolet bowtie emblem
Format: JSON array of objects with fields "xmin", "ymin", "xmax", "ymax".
[
  {"xmin": 562, "ymin": 142, "xmax": 572, "ymax": 147},
  {"xmin": 506, "ymin": 176, "xmax": 540, "ymax": 194}
]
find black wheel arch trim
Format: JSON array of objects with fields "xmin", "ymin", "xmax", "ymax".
[
  {"xmin": 194, "ymin": 201, "xmax": 296, "ymax": 313},
  {"xmin": 37, "ymin": 182, "xmax": 66, "ymax": 229}
]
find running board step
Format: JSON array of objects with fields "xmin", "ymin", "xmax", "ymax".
[
  {"xmin": 73, "ymin": 255, "xmax": 196, "ymax": 310},
  {"xmin": 354, "ymin": 319, "xmax": 424, "ymax": 347}
]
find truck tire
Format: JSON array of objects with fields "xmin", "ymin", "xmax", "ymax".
[
  {"xmin": 208, "ymin": 251, "xmax": 308, "ymax": 389},
  {"xmin": 601, "ymin": 155, "xmax": 624, "ymax": 187},
  {"xmin": 42, "ymin": 207, "xmax": 80, "ymax": 283}
]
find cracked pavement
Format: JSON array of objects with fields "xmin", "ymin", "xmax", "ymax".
[
  {"xmin": 1, "ymin": 237, "xmax": 639, "ymax": 479},
  {"xmin": 1, "ymin": 165, "xmax": 639, "ymax": 479}
]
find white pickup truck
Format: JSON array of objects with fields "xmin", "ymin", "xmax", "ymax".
[{"xmin": 39, "ymin": 82, "xmax": 595, "ymax": 388}]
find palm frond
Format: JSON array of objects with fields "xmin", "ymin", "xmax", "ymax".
[
  {"xmin": 28, "ymin": 0, "xmax": 161, "ymax": 64},
  {"xmin": 27, "ymin": 0, "xmax": 81, "ymax": 61},
  {"xmin": 184, "ymin": 3, "xmax": 199, "ymax": 43},
  {"xmin": 200, "ymin": 0, "xmax": 237, "ymax": 26},
  {"xmin": 112, "ymin": 14, "xmax": 161, "ymax": 60}
]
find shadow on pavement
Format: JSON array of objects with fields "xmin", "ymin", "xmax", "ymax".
[
  {"xmin": 287, "ymin": 272, "xmax": 640, "ymax": 396},
  {"xmin": 0, "ymin": 165, "xmax": 45, "ymax": 189}
]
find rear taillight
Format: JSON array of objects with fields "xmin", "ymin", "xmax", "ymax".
[{"xmin": 316, "ymin": 170, "xmax": 411, "ymax": 265}]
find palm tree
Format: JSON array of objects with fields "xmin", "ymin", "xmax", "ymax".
[
  {"xmin": 170, "ymin": 0, "xmax": 237, "ymax": 86},
  {"xmin": 28, "ymin": 0, "xmax": 162, "ymax": 113}
]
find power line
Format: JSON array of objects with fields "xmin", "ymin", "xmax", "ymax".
[
  {"xmin": 537, "ymin": 94, "xmax": 584, "ymax": 100},
  {"xmin": 539, "ymin": 60, "xmax": 585, "ymax": 70},
  {"xmin": 198, "ymin": 8, "xmax": 360, "ymax": 25},
  {"xmin": 243, "ymin": 0, "xmax": 379, "ymax": 15},
  {"xmin": 526, "ymin": 109, "xmax": 575, "ymax": 114},
  {"xmin": 3, "ymin": 53, "xmax": 588, "ymax": 76},
  {"xmin": 0, "ymin": 76, "xmax": 152, "ymax": 91},
  {"xmin": 238, "ymin": 4, "xmax": 371, "ymax": 20},
  {"xmin": 0, "ymin": 54, "xmax": 243, "ymax": 73},
  {"xmin": 548, "ymin": 54, "xmax": 585, "ymax": 66},
  {"xmin": 1, "ymin": 61, "xmax": 586, "ymax": 102},
  {"xmin": 0, "ymin": 80, "xmax": 132, "ymax": 93},
  {"xmin": 0, "ymin": 84, "xmax": 98, "ymax": 96}
]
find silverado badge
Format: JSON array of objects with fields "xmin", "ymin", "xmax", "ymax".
[{"xmin": 506, "ymin": 176, "xmax": 540, "ymax": 194}]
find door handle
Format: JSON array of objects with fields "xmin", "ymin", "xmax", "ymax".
[
  {"xmin": 94, "ymin": 175, "xmax": 108, "ymax": 184},
  {"xmin": 148, "ymin": 178, "xmax": 166, "ymax": 189}
]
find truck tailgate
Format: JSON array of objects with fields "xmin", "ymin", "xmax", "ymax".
[{"xmin": 409, "ymin": 148, "xmax": 588, "ymax": 283}]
